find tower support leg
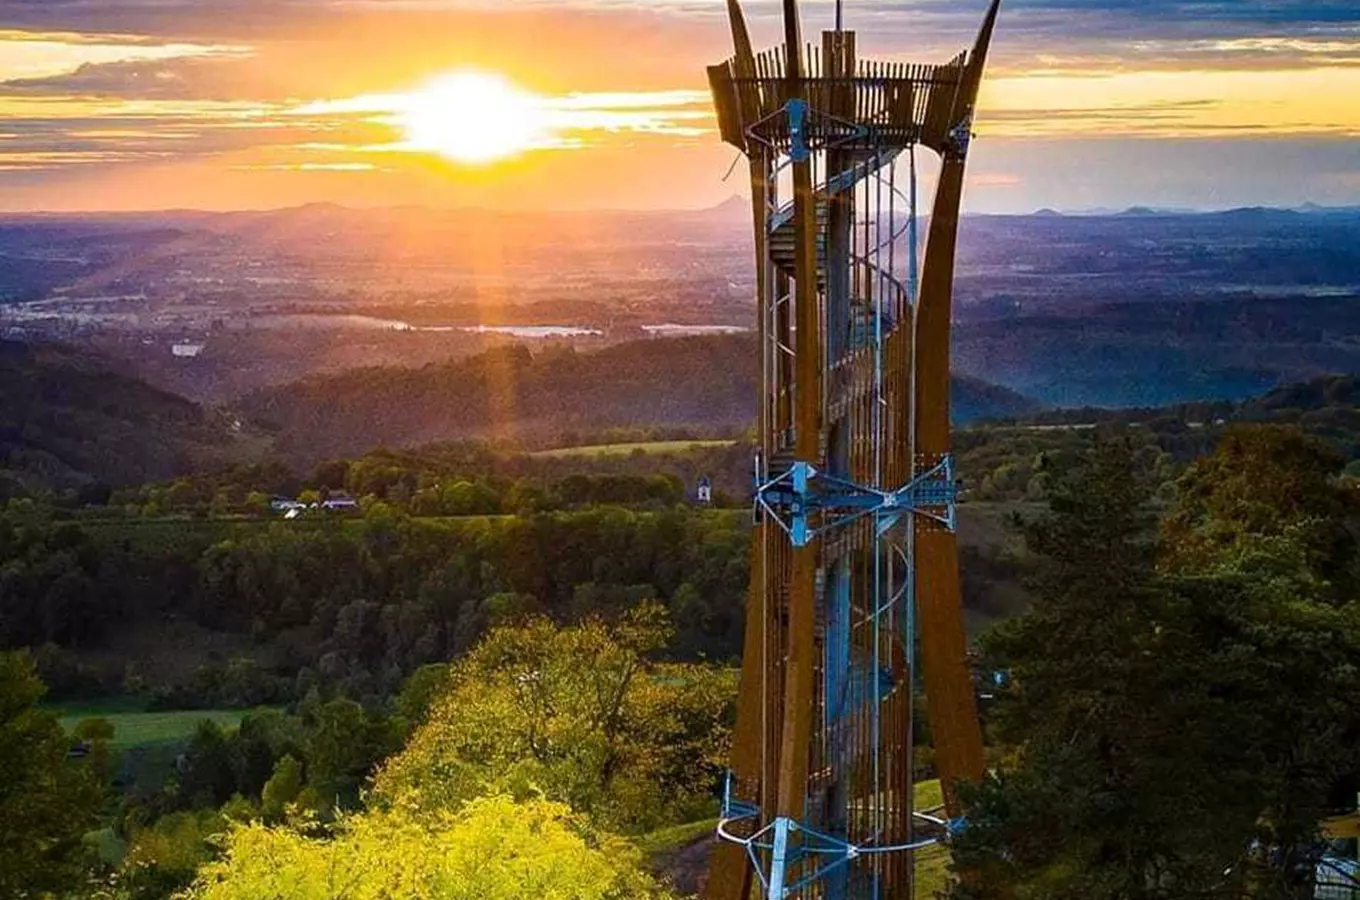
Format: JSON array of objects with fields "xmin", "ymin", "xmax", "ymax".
[{"xmin": 768, "ymin": 817, "xmax": 794, "ymax": 900}]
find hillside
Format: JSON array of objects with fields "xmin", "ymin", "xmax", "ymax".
[
  {"xmin": 0, "ymin": 341, "xmax": 255, "ymax": 495},
  {"xmin": 240, "ymin": 335, "xmax": 1041, "ymax": 465},
  {"xmin": 1016, "ymin": 373, "xmax": 1360, "ymax": 449}
]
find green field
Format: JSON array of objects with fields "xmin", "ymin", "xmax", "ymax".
[
  {"xmin": 914, "ymin": 780, "xmax": 951, "ymax": 899},
  {"xmin": 531, "ymin": 440, "xmax": 737, "ymax": 459},
  {"xmin": 52, "ymin": 700, "xmax": 252, "ymax": 751},
  {"xmin": 635, "ymin": 817, "xmax": 721, "ymax": 859}
]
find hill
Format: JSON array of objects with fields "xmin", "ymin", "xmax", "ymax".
[
  {"xmin": 240, "ymin": 335, "xmax": 1041, "ymax": 465},
  {"xmin": 0, "ymin": 341, "xmax": 255, "ymax": 495},
  {"xmin": 1017, "ymin": 373, "xmax": 1360, "ymax": 430}
]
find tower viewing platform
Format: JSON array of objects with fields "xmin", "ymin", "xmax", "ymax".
[{"xmin": 708, "ymin": 43, "xmax": 971, "ymax": 157}]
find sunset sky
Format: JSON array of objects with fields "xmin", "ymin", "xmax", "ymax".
[{"xmin": 0, "ymin": 0, "xmax": 1357, "ymax": 213}]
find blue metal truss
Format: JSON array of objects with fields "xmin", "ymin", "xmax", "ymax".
[
  {"xmin": 718, "ymin": 775, "xmax": 956, "ymax": 900},
  {"xmin": 753, "ymin": 456, "xmax": 957, "ymax": 547},
  {"xmin": 729, "ymin": 99, "xmax": 962, "ymax": 900},
  {"xmin": 740, "ymin": 454, "xmax": 961, "ymax": 897}
]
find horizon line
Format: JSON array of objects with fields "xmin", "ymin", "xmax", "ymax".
[{"xmin": 1, "ymin": 199, "xmax": 1357, "ymax": 219}]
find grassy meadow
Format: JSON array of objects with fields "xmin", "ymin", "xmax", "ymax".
[
  {"xmin": 531, "ymin": 440, "xmax": 738, "ymax": 459},
  {"xmin": 52, "ymin": 698, "xmax": 252, "ymax": 751}
]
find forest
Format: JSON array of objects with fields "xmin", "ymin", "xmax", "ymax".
[
  {"xmin": 0, "ymin": 334, "xmax": 1037, "ymax": 495},
  {"xmin": 240, "ymin": 334, "xmax": 1038, "ymax": 465},
  {"xmin": 5, "ymin": 366, "xmax": 1360, "ymax": 898},
  {"xmin": 6, "ymin": 420, "xmax": 1360, "ymax": 898}
]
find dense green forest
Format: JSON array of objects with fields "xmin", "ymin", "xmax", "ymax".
[
  {"xmin": 2, "ymin": 508, "xmax": 750, "ymax": 704},
  {"xmin": 954, "ymin": 427, "xmax": 1360, "ymax": 898},
  {"xmin": 0, "ymin": 335, "xmax": 1036, "ymax": 493},
  {"xmin": 6, "ymin": 349, "xmax": 1360, "ymax": 898},
  {"xmin": 9, "ymin": 369, "xmax": 1360, "ymax": 716},
  {"xmin": 7, "ymin": 420, "xmax": 1359, "ymax": 899}
]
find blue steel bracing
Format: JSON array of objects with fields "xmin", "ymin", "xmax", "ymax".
[
  {"xmin": 787, "ymin": 100, "xmax": 810, "ymax": 163},
  {"xmin": 753, "ymin": 457, "xmax": 957, "ymax": 547},
  {"xmin": 717, "ymin": 785, "xmax": 953, "ymax": 900}
]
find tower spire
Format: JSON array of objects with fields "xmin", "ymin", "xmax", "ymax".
[
  {"xmin": 962, "ymin": 0, "xmax": 1003, "ymax": 105},
  {"xmin": 782, "ymin": 0, "xmax": 804, "ymax": 81},
  {"xmin": 725, "ymin": 0, "xmax": 754, "ymax": 66}
]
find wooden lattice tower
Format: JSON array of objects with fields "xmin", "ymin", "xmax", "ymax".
[{"xmin": 705, "ymin": 1, "xmax": 1001, "ymax": 897}]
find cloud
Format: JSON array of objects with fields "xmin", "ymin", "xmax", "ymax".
[
  {"xmin": 292, "ymin": 82, "xmax": 714, "ymax": 157},
  {"xmin": 0, "ymin": 94, "xmax": 385, "ymax": 170},
  {"xmin": 0, "ymin": 30, "xmax": 248, "ymax": 84},
  {"xmin": 980, "ymin": 67, "xmax": 1360, "ymax": 137},
  {"xmin": 0, "ymin": 79, "xmax": 718, "ymax": 174},
  {"xmin": 231, "ymin": 161, "xmax": 380, "ymax": 171},
  {"xmin": 0, "ymin": 0, "xmax": 1356, "ymax": 209},
  {"xmin": 0, "ymin": 0, "xmax": 1343, "ymax": 46},
  {"xmin": 1, "ymin": 55, "xmax": 261, "ymax": 100},
  {"xmin": 969, "ymin": 171, "xmax": 1023, "ymax": 187},
  {"xmin": 5, "ymin": 1, "xmax": 1354, "ymax": 83}
]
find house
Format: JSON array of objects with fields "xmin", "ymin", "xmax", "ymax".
[
  {"xmin": 322, "ymin": 494, "xmax": 360, "ymax": 512},
  {"xmin": 270, "ymin": 496, "xmax": 305, "ymax": 513},
  {"xmin": 696, "ymin": 476, "xmax": 713, "ymax": 506}
]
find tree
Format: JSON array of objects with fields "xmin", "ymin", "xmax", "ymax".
[
  {"xmin": 243, "ymin": 491, "xmax": 271, "ymax": 517},
  {"xmin": 394, "ymin": 664, "xmax": 450, "ymax": 729},
  {"xmin": 178, "ymin": 720, "xmax": 239, "ymax": 809},
  {"xmin": 183, "ymin": 794, "xmax": 673, "ymax": 900},
  {"xmin": 952, "ymin": 443, "xmax": 1264, "ymax": 899},
  {"xmin": 73, "ymin": 716, "xmax": 116, "ymax": 780},
  {"xmin": 304, "ymin": 698, "xmax": 401, "ymax": 807},
  {"xmin": 375, "ymin": 605, "xmax": 736, "ymax": 832},
  {"xmin": 955, "ymin": 435, "xmax": 1360, "ymax": 899},
  {"xmin": 120, "ymin": 806, "xmax": 244, "ymax": 900},
  {"xmin": 261, "ymin": 755, "xmax": 306, "ymax": 822},
  {"xmin": 1163, "ymin": 425, "xmax": 1358, "ymax": 598},
  {"xmin": 0, "ymin": 651, "xmax": 102, "ymax": 898},
  {"xmin": 311, "ymin": 460, "xmax": 350, "ymax": 492},
  {"xmin": 1161, "ymin": 426, "xmax": 1360, "ymax": 893}
]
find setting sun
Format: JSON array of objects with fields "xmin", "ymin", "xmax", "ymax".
[{"xmin": 398, "ymin": 71, "xmax": 545, "ymax": 165}]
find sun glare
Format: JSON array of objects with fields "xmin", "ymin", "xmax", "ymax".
[{"xmin": 398, "ymin": 71, "xmax": 545, "ymax": 165}]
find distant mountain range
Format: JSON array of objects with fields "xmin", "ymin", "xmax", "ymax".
[
  {"xmin": 1024, "ymin": 204, "xmax": 1360, "ymax": 218},
  {"xmin": 1008, "ymin": 374, "xmax": 1360, "ymax": 463},
  {"xmin": 4, "ymin": 201, "xmax": 1360, "ymax": 473},
  {"xmin": 5, "ymin": 202, "xmax": 1359, "ymax": 413}
]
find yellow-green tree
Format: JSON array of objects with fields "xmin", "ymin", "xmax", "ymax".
[
  {"xmin": 376, "ymin": 604, "xmax": 736, "ymax": 832},
  {"xmin": 183, "ymin": 794, "xmax": 673, "ymax": 900}
]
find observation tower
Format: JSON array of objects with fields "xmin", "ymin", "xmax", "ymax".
[{"xmin": 705, "ymin": 1, "xmax": 1001, "ymax": 897}]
